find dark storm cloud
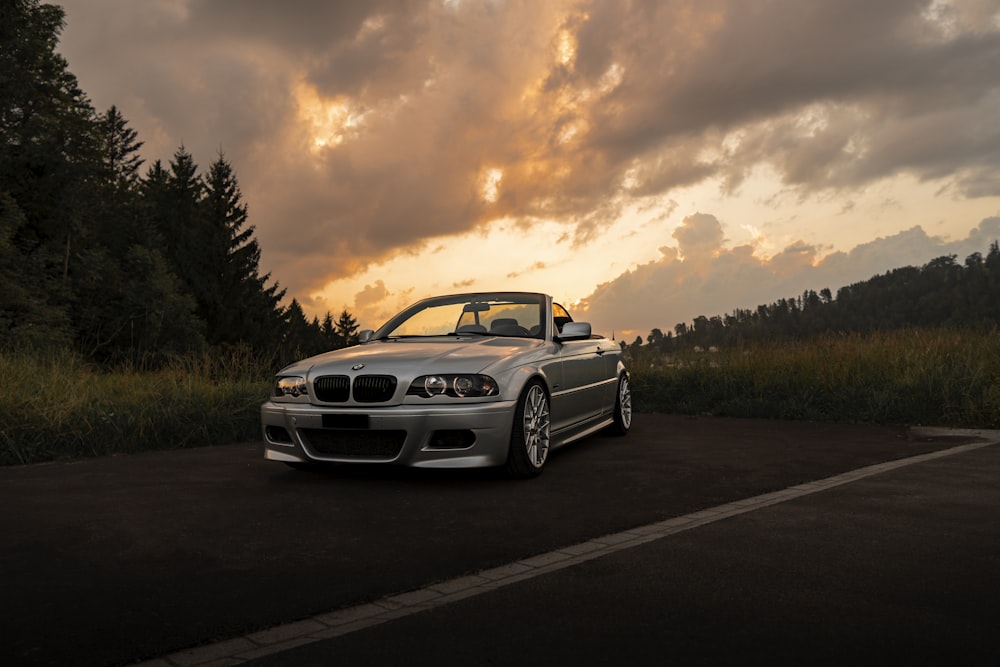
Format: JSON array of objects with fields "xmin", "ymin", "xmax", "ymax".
[
  {"xmin": 187, "ymin": 0, "xmax": 378, "ymax": 47},
  {"xmin": 189, "ymin": 0, "xmax": 435, "ymax": 97},
  {"xmin": 569, "ymin": 0, "xmax": 1000, "ymax": 194}
]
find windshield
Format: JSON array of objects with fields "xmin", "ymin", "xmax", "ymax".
[{"xmin": 376, "ymin": 293, "xmax": 545, "ymax": 339}]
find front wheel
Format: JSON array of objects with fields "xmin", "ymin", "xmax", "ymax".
[
  {"xmin": 609, "ymin": 373, "xmax": 632, "ymax": 436},
  {"xmin": 505, "ymin": 380, "xmax": 551, "ymax": 478}
]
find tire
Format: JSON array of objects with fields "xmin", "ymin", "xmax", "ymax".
[
  {"xmin": 609, "ymin": 373, "xmax": 632, "ymax": 436},
  {"xmin": 505, "ymin": 380, "xmax": 551, "ymax": 478}
]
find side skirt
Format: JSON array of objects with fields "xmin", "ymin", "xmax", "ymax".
[{"xmin": 551, "ymin": 416, "xmax": 614, "ymax": 450}]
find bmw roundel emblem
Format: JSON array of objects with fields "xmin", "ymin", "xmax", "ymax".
[{"xmin": 351, "ymin": 363, "xmax": 365, "ymax": 371}]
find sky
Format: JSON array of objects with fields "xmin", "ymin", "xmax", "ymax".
[{"xmin": 55, "ymin": 0, "xmax": 1000, "ymax": 339}]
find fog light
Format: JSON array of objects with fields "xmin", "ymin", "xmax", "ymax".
[{"xmin": 265, "ymin": 425, "xmax": 293, "ymax": 444}]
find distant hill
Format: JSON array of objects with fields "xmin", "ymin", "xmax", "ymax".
[{"xmin": 636, "ymin": 242, "xmax": 1000, "ymax": 350}]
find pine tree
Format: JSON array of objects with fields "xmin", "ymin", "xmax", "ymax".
[
  {"xmin": 281, "ymin": 299, "xmax": 322, "ymax": 359},
  {"xmin": 90, "ymin": 106, "xmax": 142, "ymax": 252},
  {"xmin": 62, "ymin": 106, "xmax": 144, "ymax": 359},
  {"xmin": 162, "ymin": 146, "xmax": 203, "ymax": 292},
  {"xmin": 0, "ymin": 0, "xmax": 98, "ymax": 350},
  {"xmin": 321, "ymin": 312, "xmax": 339, "ymax": 348},
  {"xmin": 200, "ymin": 152, "xmax": 284, "ymax": 348},
  {"xmin": 335, "ymin": 309, "xmax": 359, "ymax": 346},
  {"xmin": 138, "ymin": 160, "xmax": 171, "ymax": 250},
  {"xmin": 99, "ymin": 106, "xmax": 143, "ymax": 189}
]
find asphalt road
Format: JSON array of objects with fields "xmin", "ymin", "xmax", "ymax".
[{"xmin": 1, "ymin": 414, "xmax": 997, "ymax": 666}]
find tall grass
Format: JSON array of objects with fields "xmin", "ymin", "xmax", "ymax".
[
  {"xmin": 629, "ymin": 327, "xmax": 1000, "ymax": 428},
  {"xmin": 0, "ymin": 348, "xmax": 272, "ymax": 465},
  {"xmin": 3, "ymin": 327, "xmax": 998, "ymax": 465}
]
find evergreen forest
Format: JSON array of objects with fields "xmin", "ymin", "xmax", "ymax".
[{"xmin": 1, "ymin": 1, "xmax": 357, "ymax": 367}]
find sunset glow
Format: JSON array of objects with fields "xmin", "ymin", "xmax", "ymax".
[
  {"xmin": 57, "ymin": 0, "xmax": 1000, "ymax": 336},
  {"xmin": 479, "ymin": 167, "xmax": 503, "ymax": 204},
  {"xmin": 295, "ymin": 83, "xmax": 366, "ymax": 152}
]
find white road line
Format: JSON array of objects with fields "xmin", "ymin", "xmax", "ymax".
[{"xmin": 139, "ymin": 431, "xmax": 999, "ymax": 667}]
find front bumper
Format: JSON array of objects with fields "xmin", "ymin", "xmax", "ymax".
[{"xmin": 260, "ymin": 399, "xmax": 518, "ymax": 468}]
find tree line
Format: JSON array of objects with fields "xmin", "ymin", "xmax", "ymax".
[
  {"xmin": 628, "ymin": 243, "xmax": 1000, "ymax": 355},
  {"xmin": 1, "ymin": 1, "xmax": 358, "ymax": 366}
]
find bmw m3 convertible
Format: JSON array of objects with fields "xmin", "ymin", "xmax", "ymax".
[{"xmin": 261, "ymin": 292, "xmax": 631, "ymax": 477}]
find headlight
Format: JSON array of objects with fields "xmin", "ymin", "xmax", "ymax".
[
  {"xmin": 424, "ymin": 376, "xmax": 448, "ymax": 396},
  {"xmin": 408, "ymin": 374, "xmax": 498, "ymax": 398},
  {"xmin": 273, "ymin": 376, "xmax": 308, "ymax": 398}
]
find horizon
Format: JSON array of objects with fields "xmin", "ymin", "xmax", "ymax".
[{"xmin": 55, "ymin": 0, "xmax": 1000, "ymax": 337}]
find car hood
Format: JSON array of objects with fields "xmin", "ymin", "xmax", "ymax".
[{"xmin": 278, "ymin": 337, "xmax": 545, "ymax": 377}]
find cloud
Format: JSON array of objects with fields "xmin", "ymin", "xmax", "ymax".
[
  {"xmin": 671, "ymin": 213, "xmax": 725, "ymax": 262},
  {"xmin": 56, "ymin": 0, "xmax": 1000, "ymax": 306},
  {"xmin": 507, "ymin": 261, "xmax": 547, "ymax": 279},
  {"xmin": 578, "ymin": 216, "xmax": 1000, "ymax": 337},
  {"xmin": 354, "ymin": 280, "xmax": 390, "ymax": 310}
]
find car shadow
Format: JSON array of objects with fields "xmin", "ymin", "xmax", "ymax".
[{"xmin": 269, "ymin": 460, "xmax": 511, "ymax": 485}]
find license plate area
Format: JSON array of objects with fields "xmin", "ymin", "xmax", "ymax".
[{"xmin": 322, "ymin": 414, "xmax": 370, "ymax": 429}]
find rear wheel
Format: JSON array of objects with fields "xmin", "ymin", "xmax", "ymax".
[
  {"xmin": 505, "ymin": 380, "xmax": 550, "ymax": 478},
  {"xmin": 609, "ymin": 373, "xmax": 632, "ymax": 435}
]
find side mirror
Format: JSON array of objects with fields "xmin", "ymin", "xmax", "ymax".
[
  {"xmin": 358, "ymin": 329, "xmax": 375, "ymax": 343},
  {"xmin": 557, "ymin": 321, "xmax": 592, "ymax": 341}
]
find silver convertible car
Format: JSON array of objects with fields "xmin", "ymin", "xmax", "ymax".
[{"xmin": 261, "ymin": 292, "xmax": 631, "ymax": 477}]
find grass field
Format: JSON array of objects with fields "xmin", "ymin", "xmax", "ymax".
[
  {"xmin": 3, "ymin": 327, "xmax": 998, "ymax": 465},
  {"xmin": 0, "ymin": 349, "xmax": 271, "ymax": 465},
  {"xmin": 628, "ymin": 327, "xmax": 1000, "ymax": 428}
]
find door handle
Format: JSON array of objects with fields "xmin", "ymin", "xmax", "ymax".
[{"xmin": 596, "ymin": 348, "xmax": 605, "ymax": 355}]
